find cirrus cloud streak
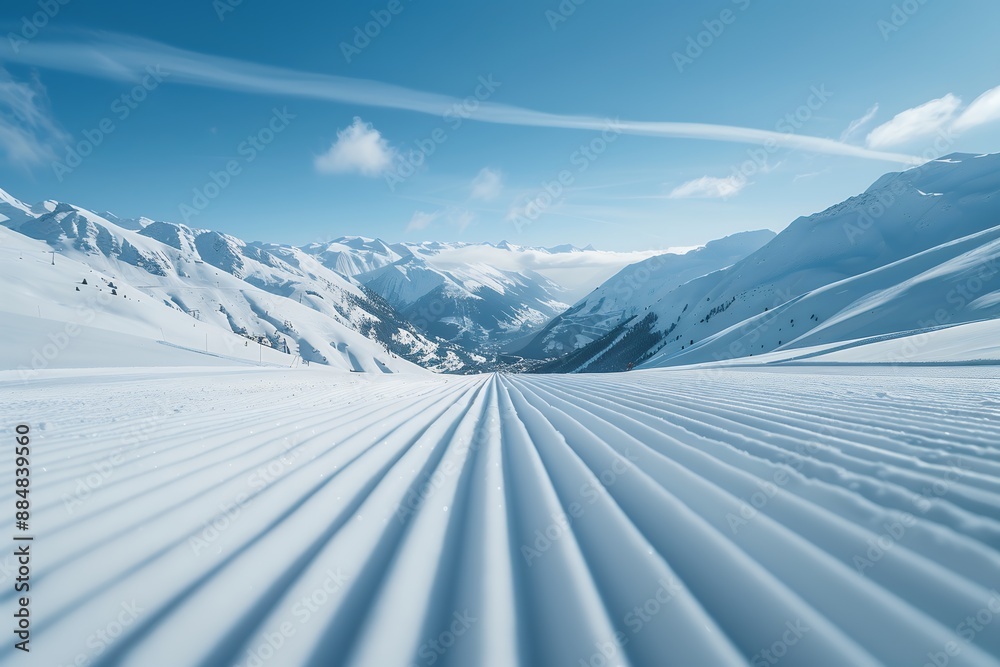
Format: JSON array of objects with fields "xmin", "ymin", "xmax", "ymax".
[{"xmin": 0, "ymin": 30, "xmax": 922, "ymax": 166}]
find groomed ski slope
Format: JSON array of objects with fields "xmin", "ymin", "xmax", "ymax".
[{"xmin": 2, "ymin": 366, "xmax": 999, "ymax": 667}]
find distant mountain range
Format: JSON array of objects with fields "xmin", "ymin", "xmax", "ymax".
[
  {"xmin": 0, "ymin": 191, "xmax": 677, "ymax": 373},
  {"xmin": 298, "ymin": 237, "xmax": 573, "ymax": 354},
  {"xmin": 3, "ymin": 152, "xmax": 999, "ymax": 375}
]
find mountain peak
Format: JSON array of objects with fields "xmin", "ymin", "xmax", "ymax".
[
  {"xmin": 0, "ymin": 187, "xmax": 30, "ymax": 213},
  {"xmin": 546, "ymin": 244, "xmax": 581, "ymax": 254}
]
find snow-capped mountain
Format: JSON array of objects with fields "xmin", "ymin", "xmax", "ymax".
[
  {"xmin": 516, "ymin": 230, "xmax": 776, "ymax": 359},
  {"xmin": 540, "ymin": 153, "xmax": 1000, "ymax": 372},
  {"xmin": 357, "ymin": 255, "xmax": 569, "ymax": 353},
  {"xmin": 298, "ymin": 237, "xmax": 666, "ymax": 355},
  {"xmin": 0, "ymin": 193, "xmax": 485, "ymax": 373},
  {"xmin": 299, "ymin": 236, "xmax": 404, "ymax": 277}
]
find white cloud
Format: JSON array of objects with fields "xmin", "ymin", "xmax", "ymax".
[
  {"xmin": 952, "ymin": 85, "xmax": 1000, "ymax": 132},
  {"xmin": 0, "ymin": 68, "xmax": 68, "ymax": 167},
  {"xmin": 470, "ymin": 167, "xmax": 503, "ymax": 201},
  {"xmin": 406, "ymin": 208, "xmax": 475, "ymax": 233},
  {"xmin": 406, "ymin": 210, "xmax": 439, "ymax": 232},
  {"xmin": 315, "ymin": 117, "xmax": 394, "ymax": 176},
  {"xmin": 841, "ymin": 104, "xmax": 879, "ymax": 142},
  {"xmin": 866, "ymin": 95, "xmax": 962, "ymax": 149},
  {"xmin": 451, "ymin": 209, "xmax": 474, "ymax": 231},
  {"xmin": 0, "ymin": 30, "xmax": 922, "ymax": 165},
  {"xmin": 668, "ymin": 175, "xmax": 746, "ymax": 200}
]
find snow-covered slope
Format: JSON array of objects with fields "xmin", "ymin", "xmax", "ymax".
[
  {"xmin": 3, "ymin": 365, "xmax": 999, "ymax": 666},
  {"xmin": 542, "ymin": 153, "xmax": 1000, "ymax": 373},
  {"xmin": 0, "ymin": 190, "xmax": 485, "ymax": 373},
  {"xmin": 696, "ymin": 317, "xmax": 1000, "ymax": 367},
  {"xmin": 0, "ymin": 225, "xmax": 425, "ymax": 374},
  {"xmin": 517, "ymin": 230, "xmax": 775, "ymax": 359},
  {"xmin": 803, "ymin": 318, "xmax": 1000, "ymax": 364}
]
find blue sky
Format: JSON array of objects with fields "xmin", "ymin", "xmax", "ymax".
[{"xmin": 1, "ymin": 0, "xmax": 1000, "ymax": 251}]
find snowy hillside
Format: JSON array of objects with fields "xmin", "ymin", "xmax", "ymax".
[
  {"xmin": 689, "ymin": 317, "xmax": 1000, "ymax": 367},
  {"xmin": 0, "ymin": 191, "xmax": 485, "ymax": 373},
  {"xmin": 4, "ymin": 365, "xmax": 999, "ymax": 666},
  {"xmin": 0, "ymin": 225, "xmax": 425, "ymax": 374},
  {"xmin": 540, "ymin": 153, "xmax": 1000, "ymax": 373},
  {"xmin": 517, "ymin": 231, "xmax": 775, "ymax": 359}
]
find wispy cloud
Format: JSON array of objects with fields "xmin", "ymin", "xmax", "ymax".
[
  {"xmin": 668, "ymin": 175, "xmax": 746, "ymax": 199},
  {"xmin": 406, "ymin": 207, "xmax": 475, "ymax": 233},
  {"xmin": 952, "ymin": 85, "xmax": 1000, "ymax": 132},
  {"xmin": 470, "ymin": 167, "xmax": 503, "ymax": 201},
  {"xmin": 0, "ymin": 68, "xmax": 68, "ymax": 167},
  {"xmin": 841, "ymin": 104, "xmax": 879, "ymax": 142},
  {"xmin": 315, "ymin": 117, "xmax": 394, "ymax": 176},
  {"xmin": 866, "ymin": 95, "xmax": 962, "ymax": 148},
  {"xmin": 0, "ymin": 30, "xmax": 922, "ymax": 165},
  {"xmin": 451, "ymin": 208, "xmax": 474, "ymax": 231},
  {"xmin": 793, "ymin": 168, "xmax": 831, "ymax": 183},
  {"xmin": 406, "ymin": 210, "xmax": 439, "ymax": 232}
]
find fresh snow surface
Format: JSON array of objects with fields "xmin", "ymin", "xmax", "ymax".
[
  {"xmin": 689, "ymin": 318, "xmax": 1000, "ymax": 368},
  {"xmin": 2, "ymin": 366, "xmax": 999, "ymax": 666}
]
